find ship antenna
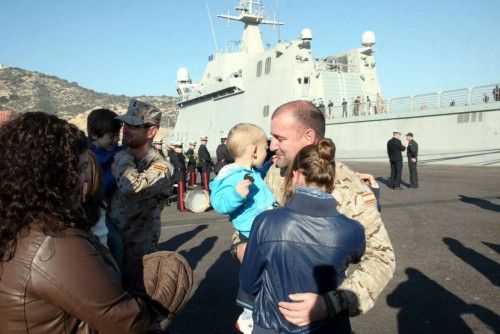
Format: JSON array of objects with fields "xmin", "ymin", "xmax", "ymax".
[
  {"xmin": 275, "ymin": 0, "xmax": 281, "ymax": 42},
  {"xmin": 205, "ymin": 2, "xmax": 219, "ymax": 54}
]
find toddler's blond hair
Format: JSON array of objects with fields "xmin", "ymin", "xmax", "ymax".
[{"xmin": 227, "ymin": 123, "xmax": 267, "ymax": 159}]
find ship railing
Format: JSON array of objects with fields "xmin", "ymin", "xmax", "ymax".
[
  {"xmin": 324, "ymin": 83, "xmax": 500, "ymax": 120},
  {"xmin": 384, "ymin": 83, "xmax": 499, "ymax": 115}
]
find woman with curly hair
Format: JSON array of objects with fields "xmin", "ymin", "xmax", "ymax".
[
  {"xmin": 239, "ymin": 139, "xmax": 366, "ymax": 334},
  {"xmin": 0, "ymin": 112, "xmax": 191, "ymax": 333}
]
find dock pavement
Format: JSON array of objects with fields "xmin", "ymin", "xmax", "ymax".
[{"xmin": 160, "ymin": 162, "xmax": 500, "ymax": 334}]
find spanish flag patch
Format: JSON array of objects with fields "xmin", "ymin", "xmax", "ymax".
[
  {"xmin": 152, "ymin": 164, "xmax": 166, "ymax": 172},
  {"xmin": 362, "ymin": 192, "xmax": 376, "ymax": 205}
]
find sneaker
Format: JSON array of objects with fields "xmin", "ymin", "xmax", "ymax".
[{"xmin": 235, "ymin": 309, "xmax": 253, "ymax": 334}]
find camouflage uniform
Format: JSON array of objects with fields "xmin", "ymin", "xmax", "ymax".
[
  {"xmin": 110, "ymin": 147, "xmax": 173, "ymax": 286},
  {"xmin": 265, "ymin": 161, "xmax": 395, "ymax": 316},
  {"xmin": 112, "ymin": 99, "xmax": 174, "ymax": 287}
]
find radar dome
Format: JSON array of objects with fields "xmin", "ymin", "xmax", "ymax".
[
  {"xmin": 301, "ymin": 28, "xmax": 312, "ymax": 40},
  {"xmin": 362, "ymin": 31, "xmax": 376, "ymax": 47},
  {"xmin": 176, "ymin": 67, "xmax": 190, "ymax": 83}
]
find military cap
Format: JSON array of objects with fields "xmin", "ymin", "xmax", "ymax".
[
  {"xmin": 117, "ymin": 99, "xmax": 162, "ymax": 126},
  {"xmin": 153, "ymin": 138, "xmax": 163, "ymax": 145},
  {"xmin": 393, "ymin": 129, "xmax": 401, "ymax": 134},
  {"xmin": 173, "ymin": 142, "xmax": 183, "ymax": 147},
  {"xmin": 200, "ymin": 136, "xmax": 208, "ymax": 141},
  {"xmin": 189, "ymin": 141, "xmax": 196, "ymax": 146}
]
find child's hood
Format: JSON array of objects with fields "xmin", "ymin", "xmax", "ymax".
[{"xmin": 211, "ymin": 163, "xmax": 251, "ymax": 186}]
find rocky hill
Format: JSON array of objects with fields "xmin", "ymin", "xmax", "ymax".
[{"xmin": 0, "ymin": 66, "xmax": 178, "ymax": 134}]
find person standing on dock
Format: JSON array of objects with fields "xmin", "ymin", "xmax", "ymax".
[
  {"xmin": 186, "ymin": 141, "xmax": 198, "ymax": 186},
  {"xmin": 406, "ymin": 132, "xmax": 419, "ymax": 188},
  {"xmin": 171, "ymin": 142, "xmax": 187, "ymax": 211},
  {"xmin": 111, "ymin": 99, "xmax": 174, "ymax": 287},
  {"xmin": 215, "ymin": 135, "xmax": 234, "ymax": 175},
  {"xmin": 198, "ymin": 136, "xmax": 212, "ymax": 191},
  {"xmin": 387, "ymin": 130, "xmax": 406, "ymax": 190}
]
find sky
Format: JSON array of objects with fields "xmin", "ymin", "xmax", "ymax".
[{"xmin": 1, "ymin": 0, "xmax": 499, "ymax": 99}]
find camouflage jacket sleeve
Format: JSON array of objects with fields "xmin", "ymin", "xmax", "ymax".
[
  {"xmin": 113, "ymin": 150, "xmax": 173, "ymax": 196},
  {"xmin": 333, "ymin": 161, "xmax": 396, "ymax": 316}
]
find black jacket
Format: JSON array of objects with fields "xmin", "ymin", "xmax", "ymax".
[
  {"xmin": 387, "ymin": 137, "xmax": 406, "ymax": 162},
  {"xmin": 407, "ymin": 140, "xmax": 418, "ymax": 159},
  {"xmin": 197, "ymin": 144, "xmax": 212, "ymax": 172},
  {"xmin": 185, "ymin": 148, "xmax": 196, "ymax": 171},
  {"xmin": 240, "ymin": 187, "xmax": 365, "ymax": 334},
  {"xmin": 214, "ymin": 143, "xmax": 234, "ymax": 173}
]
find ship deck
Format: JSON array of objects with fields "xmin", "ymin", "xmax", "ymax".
[{"xmin": 160, "ymin": 162, "xmax": 500, "ymax": 334}]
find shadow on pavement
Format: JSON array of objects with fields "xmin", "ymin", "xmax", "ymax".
[
  {"xmin": 178, "ymin": 236, "xmax": 217, "ymax": 271},
  {"xmin": 167, "ymin": 251, "xmax": 241, "ymax": 334},
  {"xmin": 482, "ymin": 241, "xmax": 500, "ymax": 254},
  {"xmin": 443, "ymin": 237, "xmax": 500, "ymax": 287},
  {"xmin": 387, "ymin": 267, "xmax": 500, "ymax": 333},
  {"xmin": 159, "ymin": 224, "xmax": 209, "ymax": 252},
  {"xmin": 459, "ymin": 195, "xmax": 500, "ymax": 213}
]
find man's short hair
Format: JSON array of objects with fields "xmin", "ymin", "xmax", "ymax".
[
  {"xmin": 227, "ymin": 123, "xmax": 267, "ymax": 158},
  {"xmin": 272, "ymin": 100, "xmax": 325, "ymax": 138},
  {"xmin": 87, "ymin": 108, "xmax": 121, "ymax": 139}
]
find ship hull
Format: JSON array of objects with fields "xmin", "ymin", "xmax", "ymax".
[
  {"xmin": 329, "ymin": 104, "xmax": 500, "ymax": 166},
  {"xmin": 170, "ymin": 101, "xmax": 500, "ymax": 166}
]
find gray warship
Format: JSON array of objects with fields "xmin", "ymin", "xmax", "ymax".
[{"xmin": 168, "ymin": 0, "xmax": 500, "ymax": 166}]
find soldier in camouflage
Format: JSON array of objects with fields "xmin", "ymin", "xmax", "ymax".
[
  {"xmin": 111, "ymin": 99, "xmax": 174, "ymax": 287},
  {"xmin": 234, "ymin": 100, "xmax": 395, "ymax": 324}
]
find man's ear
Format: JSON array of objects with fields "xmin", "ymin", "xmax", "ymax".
[
  {"xmin": 146, "ymin": 126, "xmax": 158, "ymax": 140},
  {"xmin": 303, "ymin": 128, "xmax": 317, "ymax": 145}
]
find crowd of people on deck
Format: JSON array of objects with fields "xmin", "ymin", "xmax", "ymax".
[
  {"xmin": 0, "ymin": 99, "xmax": 402, "ymax": 333},
  {"xmin": 314, "ymin": 94, "xmax": 387, "ymax": 119}
]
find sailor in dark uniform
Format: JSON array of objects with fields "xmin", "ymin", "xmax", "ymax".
[
  {"xmin": 214, "ymin": 136, "xmax": 234, "ymax": 175},
  {"xmin": 171, "ymin": 142, "xmax": 187, "ymax": 211},
  {"xmin": 405, "ymin": 132, "xmax": 419, "ymax": 188},
  {"xmin": 185, "ymin": 141, "xmax": 197, "ymax": 186},
  {"xmin": 387, "ymin": 130, "xmax": 406, "ymax": 190},
  {"xmin": 197, "ymin": 136, "xmax": 212, "ymax": 191}
]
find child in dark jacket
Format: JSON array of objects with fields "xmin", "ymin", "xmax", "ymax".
[
  {"xmin": 87, "ymin": 108, "xmax": 124, "ymax": 202},
  {"xmin": 86, "ymin": 108, "xmax": 124, "ymax": 267}
]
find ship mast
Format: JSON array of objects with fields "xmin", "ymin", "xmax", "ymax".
[{"xmin": 217, "ymin": 0, "xmax": 282, "ymax": 53}]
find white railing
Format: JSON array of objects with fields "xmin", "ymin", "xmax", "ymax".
[{"xmin": 323, "ymin": 83, "xmax": 500, "ymax": 120}]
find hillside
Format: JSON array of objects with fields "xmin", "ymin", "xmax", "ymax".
[{"xmin": 0, "ymin": 66, "xmax": 178, "ymax": 134}]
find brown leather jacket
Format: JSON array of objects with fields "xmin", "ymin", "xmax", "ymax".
[{"xmin": 0, "ymin": 226, "xmax": 164, "ymax": 333}]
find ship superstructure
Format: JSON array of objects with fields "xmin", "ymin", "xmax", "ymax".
[{"xmin": 169, "ymin": 0, "xmax": 500, "ymax": 166}]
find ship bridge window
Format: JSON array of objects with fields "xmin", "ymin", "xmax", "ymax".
[
  {"xmin": 256, "ymin": 60, "xmax": 263, "ymax": 77},
  {"xmin": 265, "ymin": 57, "xmax": 271, "ymax": 74},
  {"xmin": 304, "ymin": 77, "xmax": 309, "ymax": 84},
  {"xmin": 298, "ymin": 78, "xmax": 302, "ymax": 84},
  {"xmin": 263, "ymin": 105, "xmax": 270, "ymax": 117}
]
